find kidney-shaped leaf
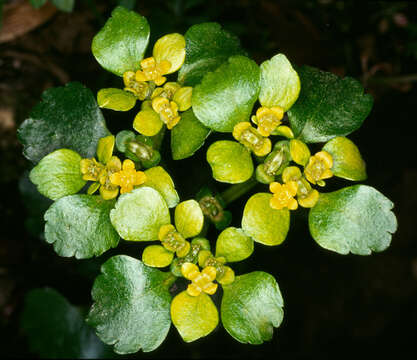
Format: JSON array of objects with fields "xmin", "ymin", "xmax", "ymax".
[
  {"xmin": 207, "ymin": 140, "xmax": 254, "ymax": 184},
  {"xmin": 178, "ymin": 22, "xmax": 247, "ymax": 86},
  {"xmin": 192, "ymin": 55, "xmax": 260, "ymax": 132},
  {"xmin": 18, "ymin": 82, "xmax": 110, "ymax": 163},
  {"xmin": 288, "ymin": 66, "xmax": 373, "ymax": 143},
  {"xmin": 309, "ymin": 185, "xmax": 397, "ymax": 255},
  {"xmin": 21, "ymin": 288, "xmax": 112, "ymax": 359},
  {"xmin": 87, "ymin": 256, "xmax": 173, "ymax": 354},
  {"xmin": 44, "ymin": 195, "xmax": 119, "ymax": 259},
  {"xmin": 322, "ymin": 136, "xmax": 367, "ymax": 181},
  {"xmin": 216, "ymin": 227, "xmax": 254, "ymax": 262},
  {"xmin": 171, "ymin": 291, "xmax": 219, "ymax": 343},
  {"xmin": 29, "ymin": 149, "xmax": 86, "ymax": 201},
  {"xmin": 110, "ymin": 187, "xmax": 170, "ymax": 241},
  {"xmin": 242, "ymin": 193, "xmax": 290, "ymax": 246},
  {"xmin": 171, "ymin": 109, "xmax": 210, "ymax": 160},
  {"xmin": 92, "ymin": 6, "xmax": 150, "ymax": 76},
  {"xmin": 259, "ymin": 53, "xmax": 300, "ymax": 111},
  {"xmin": 221, "ymin": 271, "xmax": 284, "ymax": 344}
]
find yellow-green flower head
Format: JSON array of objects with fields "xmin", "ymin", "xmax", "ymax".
[
  {"xmin": 135, "ymin": 57, "xmax": 171, "ymax": 86},
  {"xmin": 80, "ymin": 158, "xmax": 104, "ymax": 181},
  {"xmin": 123, "ymin": 71, "xmax": 152, "ymax": 100},
  {"xmin": 152, "ymin": 97, "xmax": 181, "ymax": 129},
  {"xmin": 282, "ymin": 166, "xmax": 320, "ymax": 208},
  {"xmin": 232, "ymin": 122, "xmax": 272, "ymax": 157},
  {"xmin": 251, "ymin": 106, "xmax": 284, "ymax": 137},
  {"xmin": 304, "ymin": 151, "xmax": 333, "ymax": 186},
  {"xmin": 198, "ymin": 250, "xmax": 235, "ymax": 285},
  {"xmin": 181, "ymin": 262, "xmax": 218, "ymax": 297},
  {"xmin": 159, "ymin": 224, "xmax": 191, "ymax": 257},
  {"xmin": 269, "ymin": 181, "xmax": 298, "ymax": 210},
  {"xmin": 98, "ymin": 156, "xmax": 122, "ymax": 200},
  {"xmin": 109, "ymin": 159, "xmax": 146, "ymax": 194},
  {"xmin": 151, "ymin": 82, "xmax": 181, "ymax": 101}
]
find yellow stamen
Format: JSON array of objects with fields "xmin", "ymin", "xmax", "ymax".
[
  {"xmin": 123, "ymin": 71, "xmax": 151, "ymax": 100},
  {"xmin": 233, "ymin": 122, "xmax": 271, "ymax": 156},
  {"xmin": 251, "ymin": 106, "xmax": 284, "ymax": 137},
  {"xmin": 152, "ymin": 97, "xmax": 181, "ymax": 129},
  {"xmin": 304, "ymin": 151, "xmax": 334, "ymax": 186},
  {"xmin": 135, "ymin": 57, "xmax": 171, "ymax": 86}
]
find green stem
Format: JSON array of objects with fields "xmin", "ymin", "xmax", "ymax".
[{"xmin": 220, "ymin": 177, "xmax": 258, "ymax": 206}]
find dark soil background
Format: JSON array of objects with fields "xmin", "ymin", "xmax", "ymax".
[{"xmin": 1, "ymin": 0, "xmax": 417, "ymax": 358}]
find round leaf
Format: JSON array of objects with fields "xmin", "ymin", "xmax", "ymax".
[
  {"xmin": 92, "ymin": 6, "xmax": 150, "ymax": 76},
  {"xmin": 153, "ymin": 33, "xmax": 186, "ymax": 74},
  {"xmin": 21, "ymin": 288, "xmax": 112, "ymax": 359},
  {"xmin": 322, "ymin": 136, "xmax": 367, "ymax": 181},
  {"xmin": 221, "ymin": 271, "xmax": 284, "ymax": 344},
  {"xmin": 216, "ymin": 227, "xmax": 254, "ymax": 262},
  {"xmin": 97, "ymin": 88, "xmax": 137, "ymax": 111},
  {"xmin": 96, "ymin": 135, "xmax": 115, "ymax": 165},
  {"xmin": 141, "ymin": 166, "xmax": 179, "ymax": 208},
  {"xmin": 18, "ymin": 82, "xmax": 110, "ymax": 163},
  {"xmin": 44, "ymin": 195, "xmax": 119, "ymax": 259},
  {"xmin": 192, "ymin": 55, "xmax": 260, "ymax": 132},
  {"xmin": 288, "ymin": 66, "xmax": 373, "ymax": 143},
  {"xmin": 133, "ymin": 109, "xmax": 164, "ymax": 137},
  {"xmin": 110, "ymin": 187, "xmax": 170, "ymax": 241},
  {"xmin": 171, "ymin": 109, "xmax": 210, "ymax": 160},
  {"xmin": 259, "ymin": 53, "xmax": 301, "ymax": 111},
  {"xmin": 309, "ymin": 185, "xmax": 397, "ymax": 255},
  {"xmin": 207, "ymin": 140, "xmax": 254, "ymax": 184},
  {"xmin": 87, "ymin": 256, "xmax": 174, "ymax": 354},
  {"xmin": 178, "ymin": 22, "xmax": 247, "ymax": 86},
  {"xmin": 241, "ymin": 193, "xmax": 290, "ymax": 246},
  {"xmin": 174, "ymin": 199, "xmax": 204, "ymax": 239},
  {"xmin": 142, "ymin": 245, "xmax": 174, "ymax": 268},
  {"xmin": 29, "ymin": 149, "xmax": 85, "ymax": 201},
  {"xmin": 171, "ymin": 291, "xmax": 219, "ymax": 343}
]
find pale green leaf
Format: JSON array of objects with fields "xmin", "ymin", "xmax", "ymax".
[
  {"xmin": 174, "ymin": 199, "xmax": 204, "ymax": 239},
  {"xmin": 216, "ymin": 227, "xmax": 254, "ymax": 262}
]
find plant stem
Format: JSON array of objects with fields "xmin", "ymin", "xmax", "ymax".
[{"xmin": 220, "ymin": 177, "xmax": 258, "ymax": 206}]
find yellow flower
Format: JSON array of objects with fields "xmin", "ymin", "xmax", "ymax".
[
  {"xmin": 151, "ymin": 82, "xmax": 181, "ymax": 100},
  {"xmin": 269, "ymin": 181, "xmax": 298, "ymax": 210},
  {"xmin": 80, "ymin": 158, "xmax": 104, "ymax": 181},
  {"xmin": 98, "ymin": 156, "xmax": 122, "ymax": 200},
  {"xmin": 152, "ymin": 96, "xmax": 181, "ymax": 129},
  {"xmin": 282, "ymin": 166, "xmax": 320, "ymax": 208},
  {"xmin": 123, "ymin": 71, "xmax": 153, "ymax": 100},
  {"xmin": 181, "ymin": 262, "xmax": 218, "ymax": 297},
  {"xmin": 109, "ymin": 159, "xmax": 146, "ymax": 194},
  {"xmin": 135, "ymin": 57, "xmax": 171, "ymax": 86},
  {"xmin": 304, "ymin": 151, "xmax": 333, "ymax": 186},
  {"xmin": 251, "ymin": 106, "xmax": 284, "ymax": 137},
  {"xmin": 232, "ymin": 122, "xmax": 272, "ymax": 156},
  {"xmin": 158, "ymin": 224, "xmax": 190, "ymax": 257}
]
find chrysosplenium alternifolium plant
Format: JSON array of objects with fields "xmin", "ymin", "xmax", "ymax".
[{"xmin": 17, "ymin": 6, "xmax": 398, "ymax": 354}]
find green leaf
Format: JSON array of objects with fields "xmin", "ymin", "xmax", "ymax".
[
  {"xmin": 192, "ymin": 55, "xmax": 260, "ymax": 132},
  {"xmin": 259, "ymin": 53, "xmax": 301, "ymax": 111},
  {"xmin": 174, "ymin": 200, "xmax": 204, "ymax": 239},
  {"xmin": 21, "ymin": 288, "xmax": 112, "ymax": 359},
  {"xmin": 18, "ymin": 82, "xmax": 110, "ymax": 164},
  {"xmin": 30, "ymin": 0, "xmax": 47, "ymax": 8},
  {"xmin": 97, "ymin": 135, "xmax": 115, "ymax": 165},
  {"xmin": 92, "ymin": 6, "xmax": 150, "ymax": 76},
  {"xmin": 221, "ymin": 271, "xmax": 284, "ymax": 344},
  {"xmin": 288, "ymin": 66, "xmax": 373, "ymax": 143},
  {"xmin": 110, "ymin": 187, "xmax": 170, "ymax": 241},
  {"xmin": 87, "ymin": 255, "xmax": 173, "ymax": 354},
  {"xmin": 309, "ymin": 185, "xmax": 397, "ymax": 255},
  {"xmin": 29, "ymin": 149, "xmax": 85, "ymax": 201},
  {"xmin": 241, "ymin": 193, "xmax": 290, "ymax": 246},
  {"xmin": 142, "ymin": 166, "xmax": 179, "ymax": 208},
  {"xmin": 171, "ymin": 109, "xmax": 210, "ymax": 160},
  {"xmin": 178, "ymin": 22, "xmax": 247, "ymax": 86},
  {"xmin": 44, "ymin": 195, "xmax": 119, "ymax": 259},
  {"xmin": 207, "ymin": 140, "xmax": 254, "ymax": 184},
  {"xmin": 216, "ymin": 227, "xmax": 254, "ymax": 262},
  {"xmin": 171, "ymin": 291, "xmax": 219, "ymax": 342},
  {"xmin": 97, "ymin": 88, "xmax": 137, "ymax": 111},
  {"xmin": 50, "ymin": 0, "xmax": 74, "ymax": 12},
  {"xmin": 322, "ymin": 136, "xmax": 367, "ymax": 181}
]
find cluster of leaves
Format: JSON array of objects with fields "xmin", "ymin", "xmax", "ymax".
[{"xmin": 17, "ymin": 6, "xmax": 397, "ymax": 355}]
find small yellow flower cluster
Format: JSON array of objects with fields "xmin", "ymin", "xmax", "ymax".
[
  {"xmin": 159, "ymin": 224, "xmax": 191, "ymax": 258},
  {"xmin": 181, "ymin": 262, "xmax": 218, "ymax": 297},
  {"xmin": 198, "ymin": 250, "xmax": 235, "ymax": 285}
]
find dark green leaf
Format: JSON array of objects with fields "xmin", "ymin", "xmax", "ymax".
[
  {"xmin": 221, "ymin": 272, "xmax": 284, "ymax": 344},
  {"xmin": 51, "ymin": 0, "xmax": 74, "ymax": 12},
  {"xmin": 92, "ymin": 6, "xmax": 150, "ymax": 76},
  {"xmin": 192, "ymin": 55, "xmax": 260, "ymax": 132},
  {"xmin": 178, "ymin": 22, "xmax": 247, "ymax": 86},
  {"xmin": 21, "ymin": 288, "xmax": 112, "ymax": 359},
  {"xmin": 288, "ymin": 66, "xmax": 373, "ymax": 143},
  {"xmin": 44, "ymin": 195, "xmax": 119, "ymax": 259},
  {"xmin": 171, "ymin": 109, "xmax": 210, "ymax": 160},
  {"xmin": 309, "ymin": 185, "xmax": 397, "ymax": 255},
  {"xmin": 30, "ymin": 0, "xmax": 47, "ymax": 9},
  {"xmin": 87, "ymin": 255, "xmax": 174, "ymax": 354},
  {"xmin": 18, "ymin": 82, "xmax": 110, "ymax": 164}
]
